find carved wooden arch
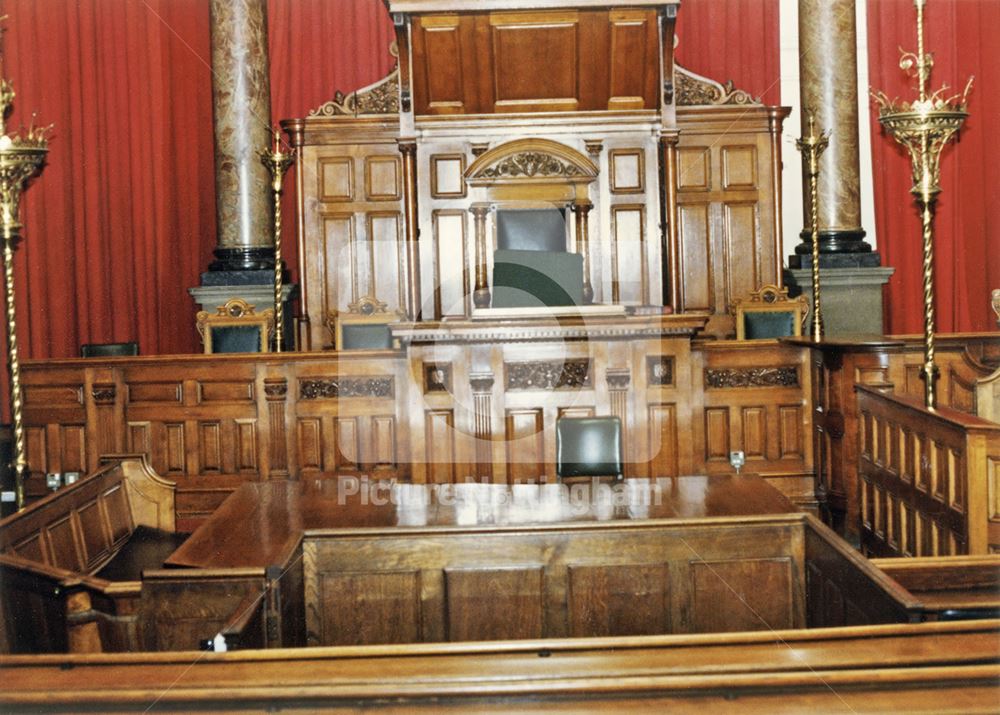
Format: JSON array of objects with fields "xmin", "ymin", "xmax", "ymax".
[{"xmin": 465, "ymin": 138, "xmax": 598, "ymax": 202}]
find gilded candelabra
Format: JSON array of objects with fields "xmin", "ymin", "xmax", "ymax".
[
  {"xmin": 872, "ymin": 0, "xmax": 972, "ymax": 410},
  {"xmin": 260, "ymin": 128, "xmax": 295, "ymax": 352},
  {"xmin": 796, "ymin": 113, "xmax": 829, "ymax": 342},
  {"xmin": 0, "ymin": 77, "xmax": 49, "ymax": 510}
]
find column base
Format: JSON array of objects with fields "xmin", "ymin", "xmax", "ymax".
[
  {"xmin": 784, "ymin": 265, "xmax": 895, "ymax": 336},
  {"xmin": 207, "ymin": 246, "xmax": 276, "ymax": 272},
  {"xmin": 793, "ymin": 228, "xmax": 879, "ymax": 266},
  {"xmin": 789, "ymin": 249, "xmax": 883, "ymax": 270}
]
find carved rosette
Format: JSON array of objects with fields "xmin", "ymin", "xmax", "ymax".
[
  {"xmin": 299, "ymin": 377, "xmax": 394, "ymax": 399},
  {"xmin": 674, "ymin": 64, "xmax": 758, "ymax": 106},
  {"xmin": 704, "ymin": 367, "xmax": 799, "ymax": 389},
  {"xmin": 506, "ymin": 360, "xmax": 591, "ymax": 391},
  {"xmin": 424, "ymin": 364, "xmax": 452, "ymax": 394},
  {"xmin": 647, "ymin": 356, "xmax": 674, "ymax": 386}
]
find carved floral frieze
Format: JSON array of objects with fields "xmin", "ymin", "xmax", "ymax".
[
  {"xmin": 480, "ymin": 152, "xmax": 586, "ymax": 180},
  {"xmin": 299, "ymin": 377, "xmax": 395, "ymax": 399},
  {"xmin": 704, "ymin": 367, "xmax": 799, "ymax": 389},
  {"xmin": 506, "ymin": 360, "xmax": 591, "ymax": 391}
]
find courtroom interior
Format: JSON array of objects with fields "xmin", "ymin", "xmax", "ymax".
[{"xmin": 0, "ymin": 0, "xmax": 998, "ymax": 710}]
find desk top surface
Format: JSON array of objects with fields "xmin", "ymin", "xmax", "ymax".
[{"xmin": 166, "ymin": 475, "xmax": 795, "ymax": 569}]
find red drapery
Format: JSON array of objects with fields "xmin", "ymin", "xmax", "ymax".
[
  {"xmin": 867, "ymin": 0, "xmax": 1000, "ymax": 334},
  {"xmin": 0, "ymin": 0, "xmax": 394, "ymax": 419},
  {"xmin": 675, "ymin": 0, "xmax": 781, "ymax": 105}
]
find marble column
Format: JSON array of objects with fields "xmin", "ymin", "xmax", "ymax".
[
  {"xmin": 208, "ymin": 0, "xmax": 274, "ymax": 271},
  {"xmin": 794, "ymin": 0, "xmax": 877, "ymax": 267}
]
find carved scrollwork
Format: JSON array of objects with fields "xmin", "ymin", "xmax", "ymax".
[
  {"xmin": 309, "ymin": 67, "xmax": 400, "ymax": 117},
  {"xmin": 674, "ymin": 64, "xmax": 759, "ymax": 106},
  {"xmin": 506, "ymin": 360, "xmax": 592, "ymax": 391},
  {"xmin": 480, "ymin": 152, "xmax": 585, "ymax": 180},
  {"xmin": 91, "ymin": 384, "xmax": 116, "ymax": 404},
  {"xmin": 263, "ymin": 379, "xmax": 288, "ymax": 400},
  {"xmin": 606, "ymin": 369, "xmax": 631, "ymax": 390},
  {"xmin": 299, "ymin": 377, "xmax": 395, "ymax": 400},
  {"xmin": 704, "ymin": 367, "xmax": 799, "ymax": 389}
]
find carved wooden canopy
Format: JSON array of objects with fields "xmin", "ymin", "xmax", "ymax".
[{"xmin": 465, "ymin": 138, "xmax": 598, "ymax": 201}]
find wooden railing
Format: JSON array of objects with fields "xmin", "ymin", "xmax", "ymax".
[
  {"xmin": 2, "ymin": 621, "xmax": 997, "ymax": 712},
  {"xmin": 856, "ymin": 384, "xmax": 1000, "ymax": 556}
]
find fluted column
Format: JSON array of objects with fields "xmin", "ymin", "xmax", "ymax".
[
  {"xmin": 571, "ymin": 200, "xmax": 594, "ymax": 304},
  {"xmin": 208, "ymin": 0, "xmax": 274, "ymax": 271},
  {"xmin": 795, "ymin": 0, "xmax": 875, "ymax": 264}
]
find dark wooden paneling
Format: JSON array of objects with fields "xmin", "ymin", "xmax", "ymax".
[
  {"xmin": 313, "ymin": 570, "xmax": 422, "ymax": 646},
  {"xmin": 445, "ymin": 567, "xmax": 544, "ymax": 641},
  {"xmin": 689, "ymin": 557, "xmax": 794, "ymax": 632},
  {"xmin": 568, "ymin": 563, "xmax": 669, "ymax": 637},
  {"xmin": 411, "ymin": 9, "xmax": 658, "ymax": 115}
]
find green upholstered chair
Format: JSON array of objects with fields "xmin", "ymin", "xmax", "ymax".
[
  {"xmin": 339, "ymin": 322, "xmax": 393, "ymax": 350},
  {"xmin": 492, "ymin": 249, "xmax": 584, "ymax": 308},
  {"xmin": 556, "ymin": 416, "xmax": 623, "ymax": 482},
  {"xmin": 333, "ymin": 296, "xmax": 400, "ymax": 350},
  {"xmin": 733, "ymin": 284, "xmax": 808, "ymax": 340},
  {"xmin": 80, "ymin": 341, "xmax": 139, "ymax": 358},
  {"xmin": 196, "ymin": 298, "xmax": 273, "ymax": 353}
]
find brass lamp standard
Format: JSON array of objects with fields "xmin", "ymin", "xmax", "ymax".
[
  {"xmin": 260, "ymin": 128, "xmax": 295, "ymax": 352},
  {"xmin": 796, "ymin": 113, "xmax": 830, "ymax": 342},
  {"xmin": 872, "ymin": 0, "xmax": 972, "ymax": 410},
  {"xmin": 0, "ymin": 77, "xmax": 49, "ymax": 510}
]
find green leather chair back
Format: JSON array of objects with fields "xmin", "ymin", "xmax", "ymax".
[
  {"xmin": 556, "ymin": 416, "xmax": 623, "ymax": 480},
  {"xmin": 80, "ymin": 341, "xmax": 139, "ymax": 358},
  {"xmin": 743, "ymin": 310, "xmax": 797, "ymax": 340},
  {"xmin": 341, "ymin": 323, "xmax": 393, "ymax": 350}
]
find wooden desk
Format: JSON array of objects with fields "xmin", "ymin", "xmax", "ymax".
[{"xmin": 166, "ymin": 475, "xmax": 797, "ymax": 569}]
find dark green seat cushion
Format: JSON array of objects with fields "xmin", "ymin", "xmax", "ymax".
[
  {"xmin": 210, "ymin": 325, "xmax": 263, "ymax": 353},
  {"xmin": 556, "ymin": 416, "xmax": 623, "ymax": 479},
  {"xmin": 341, "ymin": 323, "xmax": 393, "ymax": 350},
  {"xmin": 744, "ymin": 310, "xmax": 796, "ymax": 339},
  {"xmin": 492, "ymin": 249, "xmax": 583, "ymax": 308}
]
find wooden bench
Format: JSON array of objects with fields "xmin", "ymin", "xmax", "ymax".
[
  {"xmin": 0, "ymin": 455, "xmax": 181, "ymax": 652},
  {"xmin": 874, "ymin": 555, "xmax": 1000, "ymax": 621}
]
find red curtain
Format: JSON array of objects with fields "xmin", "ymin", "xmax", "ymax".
[
  {"xmin": 867, "ymin": 0, "xmax": 1000, "ymax": 334},
  {"xmin": 267, "ymin": 0, "xmax": 396, "ymax": 288},
  {"xmin": 0, "ymin": 0, "xmax": 218, "ymax": 359},
  {"xmin": 675, "ymin": 0, "xmax": 781, "ymax": 105},
  {"xmin": 0, "ymin": 0, "xmax": 394, "ymax": 419}
]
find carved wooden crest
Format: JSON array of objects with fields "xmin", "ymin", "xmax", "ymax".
[
  {"xmin": 466, "ymin": 138, "xmax": 598, "ymax": 187},
  {"xmin": 674, "ymin": 63, "xmax": 758, "ymax": 106}
]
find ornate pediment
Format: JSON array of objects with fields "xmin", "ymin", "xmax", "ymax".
[
  {"xmin": 309, "ymin": 67, "xmax": 400, "ymax": 117},
  {"xmin": 466, "ymin": 138, "xmax": 598, "ymax": 186},
  {"xmin": 674, "ymin": 63, "xmax": 759, "ymax": 106}
]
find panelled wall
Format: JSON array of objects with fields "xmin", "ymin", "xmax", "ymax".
[
  {"xmin": 294, "ymin": 119, "xmax": 406, "ymax": 350},
  {"xmin": 289, "ymin": 98, "xmax": 786, "ymax": 348},
  {"xmin": 20, "ymin": 337, "xmax": 815, "ymax": 529},
  {"xmin": 674, "ymin": 106, "xmax": 787, "ymax": 336}
]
